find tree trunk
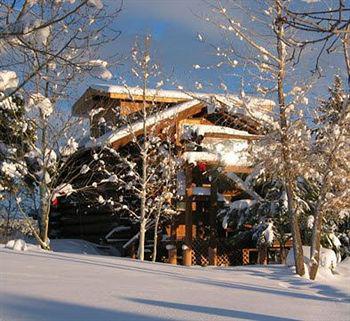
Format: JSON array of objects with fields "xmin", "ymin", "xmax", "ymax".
[
  {"xmin": 5, "ymin": 203, "xmax": 11, "ymax": 242},
  {"xmin": 342, "ymin": 24, "xmax": 350, "ymax": 87},
  {"xmin": 308, "ymin": 178, "xmax": 330, "ymax": 279},
  {"xmin": 286, "ymin": 182, "xmax": 305, "ymax": 275},
  {"xmin": 275, "ymin": 0, "xmax": 304, "ymax": 276},
  {"xmin": 15, "ymin": 196, "xmax": 50, "ymax": 250},
  {"xmin": 152, "ymin": 205, "xmax": 162, "ymax": 263},
  {"xmin": 309, "ymin": 210, "xmax": 323, "ymax": 280},
  {"xmin": 309, "ymin": 176, "xmax": 332, "ymax": 279},
  {"xmin": 138, "ymin": 40, "xmax": 150, "ymax": 262},
  {"xmin": 138, "ymin": 218, "xmax": 147, "ymax": 260},
  {"xmin": 309, "ymin": 166, "xmax": 340, "ymax": 280},
  {"xmin": 130, "ymin": 243, "xmax": 137, "ymax": 259},
  {"xmin": 39, "ymin": 184, "xmax": 50, "ymax": 250}
]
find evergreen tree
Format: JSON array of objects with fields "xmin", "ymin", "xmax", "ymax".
[
  {"xmin": 307, "ymin": 76, "xmax": 350, "ymax": 272},
  {"xmin": 220, "ymin": 171, "xmax": 312, "ymax": 263},
  {"xmin": 0, "ymin": 93, "xmax": 36, "ymax": 198}
]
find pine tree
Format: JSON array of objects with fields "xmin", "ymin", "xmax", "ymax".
[
  {"xmin": 308, "ymin": 76, "xmax": 350, "ymax": 279},
  {"xmin": 0, "ymin": 93, "xmax": 36, "ymax": 197},
  {"xmin": 220, "ymin": 171, "xmax": 299, "ymax": 264}
]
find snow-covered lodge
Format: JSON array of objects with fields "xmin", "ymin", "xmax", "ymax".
[{"xmin": 51, "ymin": 84, "xmax": 276, "ymax": 266}]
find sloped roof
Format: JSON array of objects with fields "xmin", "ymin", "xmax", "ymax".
[
  {"xmin": 213, "ymin": 96, "xmax": 274, "ymax": 126},
  {"xmin": 74, "ymin": 84, "xmax": 275, "ymax": 149},
  {"xmin": 86, "ymin": 99, "xmax": 204, "ymax": 148}
]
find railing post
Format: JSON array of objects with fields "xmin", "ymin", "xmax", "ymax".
[{"xmin": 208, "ymin": 173, "xmax": 218, "ymax": 266}]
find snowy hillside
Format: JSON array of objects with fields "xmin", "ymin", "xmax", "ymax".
[{"xmin": 1, "ymin": 244, "xmax": 349, "ymax": 321}]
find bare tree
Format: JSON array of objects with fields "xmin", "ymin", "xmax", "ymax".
[
  {"xmin": 201, "ymin": 0, "xmax": 309, "ymax": 275},
  {"xmin": 283, "ymin": 0, "xmax": 350, "ymax": 280},
  {"xmin": 200, "ymin": 0, "xmax": 349, "ymax": 278},
  {"xmin": 151, "ymin": 134, "xmax": 179, "ymax": 263},
  {"xmin": 83, "ymin": 36, "xmax": 181, "ymax": 261},
  {"xmin": 0, "ymin": 0, "xmax": 121, "ymax": 249},
  {"xmin": 0, "ymin": 0, "xmax": 122, "ymax": 99},
  {"xmin": 284, "ymin": 0, "xmax": 350, "ymax": 77}
]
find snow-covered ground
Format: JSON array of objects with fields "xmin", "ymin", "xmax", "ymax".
[{"xmin": 1, "ymin": 242, "xmax": 349, "ymax": 321}]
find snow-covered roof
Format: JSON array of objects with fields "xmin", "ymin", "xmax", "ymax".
[
  {"xmin": 73, "ymin": 84, "xmax": 275, "ymax": 120},
  {"xmin": 214, "ymin": 96, "xmax": 274, "ymax": 124},
  {"xmin": 182, "ymin": 151, "xmax": 219, "ymax": 164},
  {"xmin": 182, "ymin": 139, "xmax": 251, "ymax": 167},
  {"xmin": 180, "ymin": 123, "xmax": 260, "ymax": 140},
  {"xmin": 201, "ymin": 139, "xmax": 251, "ymax": 166},
  {"xmin": 90, "ymin": 84, "xmax": 195, "ymax": 100},
  {"xmin": 86, "ymin": 99, "xmax": 203, "ymax": 148},
  {"xmin": 90, "ymin": 84, "xmax": 275, "ymax": 108}
]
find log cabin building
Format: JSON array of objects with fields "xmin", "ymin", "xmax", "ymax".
[{"xmin": 50, "ymin": 84, "xmax": 278, "ymax": 266}]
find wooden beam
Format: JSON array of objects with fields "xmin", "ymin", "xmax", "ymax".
[
  {"xmin": 72, "ymin": 87, "xmax": 191, "ymax": 117},
  {"xmin": 179, "ymin": 118, "xmax": 214, "ymax": 126},
  {"xmin": 223, "ymin": 166, "xmax": 253, "ymax": 174},
  {"xmin": 194, "ymin": 161, "xmax": 253, "ymax": 174},
  {"xmin": 109, "ymin": 92, "xmax": 190, "ymax": 104},
  {"xmin": 203, "ymin": 132, "xmax": 262, "ymax": 141},
  {"xmin": 120, "ymin": 101, "xmax": 152, "ymax": 116}
]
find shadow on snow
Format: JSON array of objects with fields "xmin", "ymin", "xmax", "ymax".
[
  {"xmin": 125, "ymin": 297, "xmax": 299, "ymax": 321},
  {"xmin": 1, "ymin": 294, "xmax": 176, "ymax": 321},
  {"xmin": 3, "ymin": 250, "xmax": 349, "ymax": 306}
]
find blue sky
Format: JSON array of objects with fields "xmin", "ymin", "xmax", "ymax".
[
  {"xmin": 85, "ymin": 0, "xmax": 257, "ymax": 95},
  {"xmin": 101, "ymin": 0, "xmax": 222, "ymax": 91},
  {"xmin": 77, "ymin": 0, "xmax": 348, "ymax": 103}
]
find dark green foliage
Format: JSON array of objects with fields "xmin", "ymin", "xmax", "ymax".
[{"xmin": 0, "ymin": 94, "xmax": 36, "ymax": 195}]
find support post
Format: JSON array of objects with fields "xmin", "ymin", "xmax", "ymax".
[
  {"xmin": 208, "ymin": 174, "xmax": 218, "ymax": 266},
  {"xmin": 183, "ymin": 165, "xmax": 192, "ymax": 266},
  {"xmin": 168, "ymin": 220, "xmax": 177, "ymax": 265},
  {"xmin": 130, "ymin": 243, "xmax": 137, "ymax": 259},
  {"xmin": 258, "ymin": 245, "xmax": 268, "ymax": 265},
  {"xmin": 279, "ymin": 244, "xmax": 286, "ymax": 264},
  {"xmin": 169, "ymin": 248, "xmax": 177, "ymax": 265}
]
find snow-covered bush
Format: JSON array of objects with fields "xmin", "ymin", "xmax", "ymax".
[
  {"xmin": 286, "ymin": 246, "xmax": 338, "ymax": 273},
  {"xmin": 5, "ymin": 239, "xmax": 28, "ymax": 251},
  {"xmin": 0, "ymin": 217, "xmax": 38, "ymax": 242}
]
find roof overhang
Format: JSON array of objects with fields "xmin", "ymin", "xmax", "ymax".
[
  {"xmin": 72, "ymin": 84, "xmax": 275, "ymax": 118},
  {"xmin": 72, "ymin": 85, "xmax": 194, "ymax": 117}
]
